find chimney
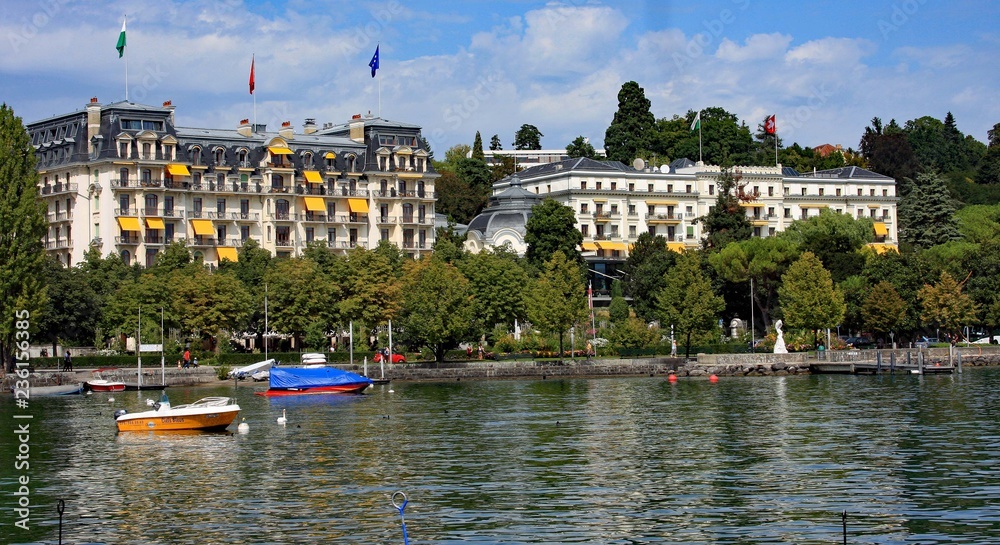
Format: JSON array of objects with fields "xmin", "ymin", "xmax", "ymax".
[
  {"xmin": 279, "ymin": 120, "xmax": 294, "ymax": 140},
  {"xmin": 303, "ymin": 118, "xmax": 317, "ymax": 134},
  {"xmin": 237, "ymin": 118, "xmax": 252, "ymax": 137},
  {"xmin": 86, "ymin": 97, "xmax": 102, "ymax": 155},
  {"xmin": 162, "ymin": 100, "xmax": 175, "ymax": 126},
  {"xmin": 349, "ymin": 114, "xmax": 364, "ymax": 143}
]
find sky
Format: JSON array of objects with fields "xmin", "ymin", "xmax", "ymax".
[{"xmin": 1, "ymin": 0, "xmax": 998, "ymax": 157}]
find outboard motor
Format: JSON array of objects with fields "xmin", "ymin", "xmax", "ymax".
[{"xmin": 113, "ymin": 409, "xmax": 127, "ymax": 420}]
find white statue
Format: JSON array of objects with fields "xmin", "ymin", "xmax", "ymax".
[{"xmin": 773, "ymin": 319, "xmax": 788, "ymax": 354}]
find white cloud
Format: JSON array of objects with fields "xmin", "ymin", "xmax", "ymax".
[
  {"xmin": 785, "ymin": 37, "xmax": 875, "ymax": 65},
  {"xmin": 715, "ymin": 33, "xmax": 792, "ymax": 62},
  {"xmin": 893, "ymin": 44, "xmax": 972, "ymax": 70}
]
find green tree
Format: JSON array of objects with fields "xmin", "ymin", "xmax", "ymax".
[
  {"xmin": 398, "ymin": 257, "xmax": 474, "ymax": 361},
  {"xmin": 513, "ymin": 124, "xmax": 543, "ymax": 150},
  {"xmin": 264, "ymin": 258, "xmax": 339, "ymax": 340},
  {"xmin": 778, "ymin": 251, "xmax": 846, "ymax": 346},
  {"xmin": 918, "ymin": 271, "xmax": 978, "ymax": 339},
  {"xmin": 526, "ymin": 251, "xmax": 587, "ymax": 359},
  {"xmin": 171, "ymin": 266, "xmax": 253, "ymax": 346},
  {"xmin": 302, "ymin": 240, "xmax": 342, "ymax": 275},
  {"xmin": 154, "ymin": 241, "xmax": 193, "ymax": 273},
  {"xmin": 608, "ymin": 315, "xmax": 659, "ymax": 350},
  {"xmin": 897, "ymin": 170, "xmax": 961, "ymax": 249},
  {"xmin": 859, "ymin": 117, "xmax": 920, "ymax": 193},
  {"xmin": 861, "ymin": 250, "xmax": 928, "ymax": 337},
  {"xmin": 655, "ymin": 251, "xmax": 724, "ymax": 358},
  {"xmin": 489, "ymin": 134, "xmax": 502, "ymax": 151},
  {"xmin": 336, "ymin": 247, "xmax": 401, "ymax": 335},
  {"xmin": 955, "ymin": 204, "xmax": 1000, "ymax": 244},
  {"xmin": 608, "ymin": 279, "xmax": 629, "ymax": 324},
  {"xmin": 0, "ymin": 104, "xmax": 48, "ymax": 371},
  {"xmin": 434, "ymin": 169, "xmax": 484, "ymax": 225},
  {"xmin": 566, "ymin": 136, "xmax": 598, "ymax": 159},
  {"xmin": 604, "ymin": 81, "xmax": 656, "ymax": 164},
  {"xmin": 698, "ymin": 168, "xmax": 752, "ymax": 250},
  {"xmin": 433, "ymin": 144, "xmax": 472, "ymax": 174},
  {"xmin": 752, "ymin": 115, "xmax": 782, "ymax": 165},
  {"xmin": 862, "ymin": 281, "xmax": 907, "ymax": 342},
  {"xmin": 524, "ymin": 198, "xmax": 583, "ymax": 269},
  {"xmin": 780, "ymin": 210, "xmax": 873, "ymax": 283},
  {"xmin": 976, "ymin": 123, "xmax": 1000, "ymax": 185},
  {"xmin": 621, "ymin": 232, "xmax": 675, "ymax": 322},
  {"xmin": 472, "ymin": 131, "xmax": 485, "ymax": 162},
  {"xmin": 458, "ymin": 249, "xmax": 529, "ymax": 341},
  {"xmin": 709, "ymin": 236, "xmax": 800, "ymax": 331},
  {"xmin": 839, "ymin": 275, "xmax": 869, "ymax": 336},
  {"xmin": 36, "ymin": 258, "xmax": 100, "ymax": 350}
]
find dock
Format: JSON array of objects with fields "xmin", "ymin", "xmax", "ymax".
[{"xmin": 810, "ymin": 349, "xmax": 961, "ymax": 375}]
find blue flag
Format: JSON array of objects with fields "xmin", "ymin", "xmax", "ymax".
[{"xmin": 369, "ymin": 45, "xmax": 379, "ymax": 78}]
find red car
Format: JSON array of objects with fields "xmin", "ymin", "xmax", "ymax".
[{"xmin": 373, "ymin": 352, "xmax": 406, "ymax": 364}]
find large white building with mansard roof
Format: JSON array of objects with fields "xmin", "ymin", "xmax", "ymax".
[
  {"xmin": 466, "ymin": 157, "xmax": 898, "ymax": 301},
  {"xmin": 28, "ymin": 97, "xmax": 438, "ymax": 267}
]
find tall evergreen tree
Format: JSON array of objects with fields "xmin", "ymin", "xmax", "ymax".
[
  {"xmin": 976, "ymin": 123, "xmax": 1000, "ymax": 185},
  {"xmin": 897, "ymin": 170, "xmax": 961, "ymax": 248},
  {"xmin": 472, "ymin": 131, "xmax": 485, "ymax": 162},
  {"xmin": 489, "ymin": 134, "xmax": 502, "ymax": 151},
  {"xmin": 566, "ymin": 136, "xmax": 597, "ymax": 159},
  {"xmin": 859, "ymin": 117, "xmax": 920, "ymax": 193},
  {"xmin": 0, "ymin": 104, "xmax": 48, "ymax": 371},
  {"xmin": 698, "ymin": 168, "xmax": 752, "ymax": 250},
  {"xmin": 513, "ymin": 124, "xmax": 544, "ymax": 150},
  {"xmin": 621, "ymin": 232, "xmax": 675, "ymax": 322},
  {"xmin": 604, "ymin": 81, "xmax": 655, "ymax": 164}
]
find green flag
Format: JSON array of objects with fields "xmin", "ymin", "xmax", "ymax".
[
  {"xmin": 116, "ymin": 17, "xmax": 126, "ymax": 58},
  {"xmin": 689, "ymin": 111, "xmax": 700, "ymax": 132}
]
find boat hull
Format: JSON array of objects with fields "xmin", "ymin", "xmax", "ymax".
[
  {"xmin": 116, "ymin": 407, "xmax": 240, "ymax": 432},
  {"xmin": 123, "ymin": 383, "xmax": 169, "ymax": 391},
  {"xmin": 88, "ymin": 381, "xmax": 126, "ymax": 392},
  {"xmin": 256, "ymin": 383, "xmax": 371, "ymax": 396},
  {"xmin": 31, "ymin": 383, "xmax": 84, "ymax": 396}
]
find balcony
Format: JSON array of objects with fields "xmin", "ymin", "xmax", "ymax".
[
  {"xmin": 45, "ymin": 240, "xmax": 72, "ymax": 249},
  {"xmin": 115, "ymin": 208, "xmax": 133, "ymax": 216},
  {"xmin": 401, "ymin": 241, "xmax": 428, "ymax": 250},
  {"xmin": 142, "ymin": 207, "xmax": 162, "ymax": 217},
  {"xmin": 145, "ymin": 235, "xmax": 165, "ymax": 245},
  {"xmin": 111, "ymin": 179, "xmax": 140, "ymax": 189},
  {"xmin": 646, "ymin": 213, "xmax": 683, "ymax": 224},
  {"xmin": 189, "ymin": 236, "xmax": 217, "ymax": 247},
  {"xmin": 275, "ymin": 240, "xmax": 294, "ymax": 248},
  {"xmin": 186, "ymin": 210, "xmax": 206, "ymax": 219},
  {"xmin": 373, "ymin": 189, "xmax": 400, "ymax": 199},
  {"xmin": 376, "ymin": 216, "xmax": 396, "ymax": 225},
  {"xmin": 231, "ymin": 212, "xmax": 260, "ymax": 221},
  {"xmin": 269, "ymin": 212, "xmax": 293, "ymax": 221},
  {"xmin": 41, "ymin": 183, "xmax": 79, "ymax": 195},
  {"xmin": 48, "ymin": 212, "xmax": 73, "ymax": 222},
  {"xmin": 298, "ymin": 213, "xmax": 328, "ymax": 222},
  {"xmin": 115, "ymin": 235, "xmax": 141, "ymax": 245}
]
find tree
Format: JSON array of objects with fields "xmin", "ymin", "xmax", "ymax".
[
  {"xmin": 752, "ymin": 115, "xmax": 782, "ymax": 165},
  {"xmin": 489, "ymin": 134, "xmax": 502, "ymax": 151},
  {"xmin": 36, "ymin": 258, "xmax": 100, "ymax": 350},
  {"xmin": 897, "ymin": 170, "xmax": 961, "ymax": 249},
  {"xmin": 434, "ymin": 169, "xmax": 484, "ymax": 225},
  {"xmin": 709, "ymin": 236, "xmax": 800, "ymax": 331},
  {"xmin": 170, "ymin": 266, "xmax": 253, "ymax": 346},
  {"xmin": 862, "ymin": 281, "xmax": 907, "ymax": 342},
  {"xmin": 472, "ymin": 131, "xmax": 485, "ymax": 162},
  {"xmin": 698, "ymin": 168, "xmax": 752, "ymax": 250},
  {"xmin": 620, "ymin": 232, "xmax": 675, "ymax": 322},
  {"xmin": 655, "ymin": 251, "xmax": 724, "ymax": 358},
  {"xmin": 398, "ymin": 257, "xmax": 474, "ymax": 362},
  {"xmin": 526, "ymin": 251, "xmax": 587, "ymax": 359},
  {"xmin": 859, "ymin": 117, "xmax": 920, "ymax": 192},
  {"xmin": 604, "ymin": 81, "xmax": 656, "ymax": 164},
  {"xmin": 0, "ymin": 104, "xmax": 48, "ymax": 371},
  {"xmin": 263, "ymin": 258, "xmax": 339, "ymax": 340},
  {"xmin": 524, "ymin": 198, "xmax": 583, "ymax": 269},
  {"xmin": 779, "ymin": 252, "xmax": 846, "ymax": 346},
  {"xmin": 458, "ymin": 249, "xmax": 530, "ymax": 341},
  {"xmin": 780, "ymin": 210, "xmax": 873, "ymax": 283},
  {"xmin": 918, "ymin": 271, "xmax": 978, "ymax": 339},
  {"xmin": 566, "ymin": 136, "xmax": 598, "ymax": 159},
  {"xmin": 608, "ymin": 279, "xmax": 629, "ymax": 324},
  {"xmin": 513, "ymin": 124, "xmax": 543, "ymax": 150},
  {"xmin": 861, "ymin": 250, "xmax": 928, "ymax": 337},
  {"xmin": 154, "ymin": 241, "xmax": 193, "ymax": 273},
  {"xmin": 976, "ymin": 123, "xmax": 1000, "ymax": 185},
  {"xmin": 433, "ymin": 144, "xmax": 472, "ymax": 174},
  {"xmin": 336, "ymin": 247, "xmax": 401, "ymax": 335}
]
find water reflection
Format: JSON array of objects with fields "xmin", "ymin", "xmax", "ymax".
[{"xmin": 3, "ymin": 370, "xmax": 1000, "ymax": 544}]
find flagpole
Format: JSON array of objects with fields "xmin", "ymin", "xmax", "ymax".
[
  {"xmin": 775, "ymin": 128, "xmax": 778, "ymax": 166},
  {"xmin": 377, "ymin": 45, "xmax": 382, "ymax": 118},
  {"xmin": 124, "ymin": 17, "xmax": 129, "ymax": 101},
  {"xmin": 699, "ymin": 118, "xmax": 703, "ymax": 164}
]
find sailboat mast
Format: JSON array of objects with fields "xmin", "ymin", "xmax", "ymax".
[{"xmin": 137, "ymin": 306, "xmax": 142, "ymax": 388}]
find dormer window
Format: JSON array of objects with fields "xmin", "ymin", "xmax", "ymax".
[
  {"xmin": 214, "ymin": 148, "xmax": 225, "ymax": 166},
  {"xmin": 237, "ymin": 149, "xmax": 248, "ymax": 166}
]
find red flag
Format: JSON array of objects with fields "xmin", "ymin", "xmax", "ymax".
[
  {"xmin": 249, "ymin": 55, "xmax": 255, "ymax": 95},
  {"xmin": 765, "ymin": 114, "xmax": 776, "ymax": 135}
]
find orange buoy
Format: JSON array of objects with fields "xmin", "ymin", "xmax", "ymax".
[
  {"xmin": 668, "ymin": 373, "xmax": 677, "ymax": 383},
  {"xmin": 709, "ymin": 374, "xmax": 719, "ymax": 383}
]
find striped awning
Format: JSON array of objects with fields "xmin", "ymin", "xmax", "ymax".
[
  {"xmin": 190, "ymin": 219, "xmax": 214, "ymax": 236},
  {"xmin": 303, "ymin": 197, "xmax": 325, "ymax": 212},
  {"xmin": 303, "ymin": 170, "xmax": 323, "ymax": 183},
  {"xmin": 217, "ymin": 247, "xmax": 239, "ymax": 262},
  {"xmin": 348, "ymin": 198, "xmax": 369, "ymax": 213},
  {"xmin": 117, "ymin": 217, "xmax": 141, "ymax": 231}
]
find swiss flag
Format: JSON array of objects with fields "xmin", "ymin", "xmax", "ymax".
[
  {"xmin": 765, "ymin": 114, "xmax": 776, "ymax": 135},
  {"xmin": 249, "ymin": 55, "xmax": 255, "ymax": 95}
]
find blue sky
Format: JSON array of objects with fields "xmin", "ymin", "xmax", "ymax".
[{"xmin": 1, "ymin": 0, "xmax": 997, "ymax": 158}]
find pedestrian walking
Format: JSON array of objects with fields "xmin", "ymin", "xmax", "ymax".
[{"xmin": 63, "ymin": 350, "xmax": 73, "ymax": 371}]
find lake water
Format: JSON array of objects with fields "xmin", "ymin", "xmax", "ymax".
[{"xmin": 3, "ymin": 368, "xmax": 1000, "ymax": 544}]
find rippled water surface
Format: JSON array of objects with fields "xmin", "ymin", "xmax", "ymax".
[{"xmin": 3, "ymin": 368, "xmax": 1000, "ymax": 544}]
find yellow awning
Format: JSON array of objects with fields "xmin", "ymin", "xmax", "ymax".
[
  {"xmin": 166, "ymin": 164, "xmax": 191, "ymax": 176},
  {"xmin": 190, "ymin": 219, "xmax": 214, "ymax": 236},
  {"xmin": 739, "ymin": 202, "xmax": 764, "ymax": 207},
  {"xmin": 268, "ymin": 146, "xmax": 293, "ymax": 155},
  {"xmin": 303, "ymin": 170, "xmax": 323, "ymax": 183},
  {"xmin": 217, "ymin": 247, "xmax": 239, "ymax": 262},
  {"xmin": 873, "ymin": 222, "xmax": 888, "ymax": 236},
  {"xmin": 145, "ymin": 218, "xmax": 165, "ymax": 230},
  {"xmin": 646, "ymin": 200, "xmax": 678, "ymax": 205},
  {"xmin": 597, "ymin": 241, "xmax": 628, "ymax": 252},
  {"xmin": 667, "ymin": 242, "xmax": 686, "ymax": 253},
  {"xmin": 799, "ymin": 203, "xmax": 829, "ymax": 209},
  {"xmin": 117, "ymin": 217, "xmax": 141, "ymax": 231},
  {"xmin": 581, "ymin": 242, "xmax": 599, "ymax": 251},
  {"xmin": 348, "ymin": 198, "xmax": 369, "ymax": 213},
  {"xmin": 303, "ymin": 197, "xmax": 326, "ymax": 212},
  {"xmin": 867, "ymin": 243, "xmax": 898, "ymax": 254},
  {"xmin": 324, "ymin": 152, "xmax": 336, "ymax": 159}
]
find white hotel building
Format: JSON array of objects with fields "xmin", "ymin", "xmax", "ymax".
[
  {"xmin": 466, "ymin": 157, "xmax": 898, "ymax": 297},
  {"xmin": 29, "ymin": 97, "xmax": 438, "ymax": 267}
]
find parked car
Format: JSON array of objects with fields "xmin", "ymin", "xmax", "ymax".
[
  {"xmin": 843, "ymin": 336, "xmax": 875, "ymax": 349},
  {"xmin": 373, "ymin": 352, "xmax": 406, "ymax": 364}
]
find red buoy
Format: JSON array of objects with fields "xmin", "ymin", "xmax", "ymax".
[
  {"xmin": 668, "ymin": 373, "xmax": 677, "ymax": 383},
  {"xmin": 709, "ymin": 374, "xmax": 719, "ymax": 383}
]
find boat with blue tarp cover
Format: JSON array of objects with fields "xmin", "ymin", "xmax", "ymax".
[{"xmin": 256, "ymin": 366, "xmax": 372, "ymax": 396}]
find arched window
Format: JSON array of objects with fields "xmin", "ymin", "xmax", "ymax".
[
  {"xmin": 302, "ymin": 152, "xmax": 313, "ymax": 168},
  {"xmin": 271, "ymin": 174, "xmax": 284, "ymax": 190},
  {"xmin": 214, "ymin": 147, "xmax": 225, "ymax": 166},
  {"xmin": 237, "ymin": 149, "xmax": 248, "ymax": 166},
  {"xmin": 144, "ymin": 194, "xmax": 158, "ymax": 215},
  {"xmin": 347, "ymin": 155, "xmax": 356, "ymax": 172},
  {"xmin": 120, "ymin": 250, "xmax": 131, "ymax": 264},
  {"xmin": 190, "ymin": 146, "xmax": 202, "ymax": 166}
]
